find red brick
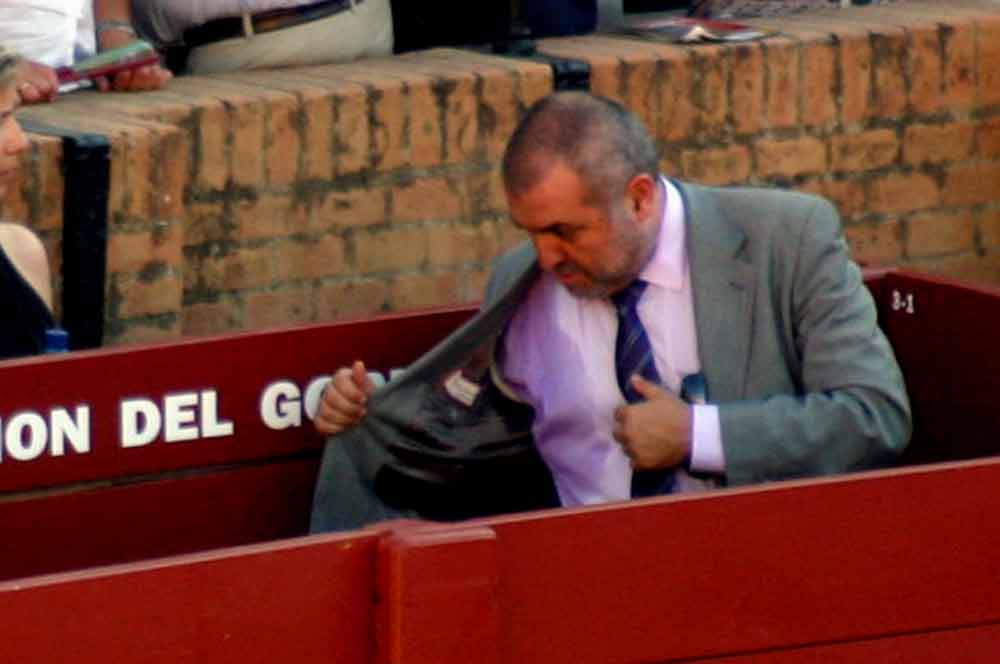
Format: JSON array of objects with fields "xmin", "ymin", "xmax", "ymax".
[
  {"xmin": 830, "ymin": 130, "xmax": 899, "ymax": 172},
  {"xmin": 681, "ymin": 145, "xmax": 752, "ymax": 185},
  {"xmin": 906, "ymin": 209, "xmax": 975, "ymax": 257},
  {"xmin": 941, "ymin": 23, "xmax": 977, "ymax": 111},
  {"xmin": 731, "ymin": 44, "xmax": 765, "ymax": 135},
  {"xmin": 870, "ymin": 30, "xmax": 908, "ymax": 118},
  {"xmin": 406, "ymin": 77, "xmax": 445, "ymax": 169},
  {"xmin": 977, "ymin": 18, "xmax": 1000, "ymax": 107},
  {"xmin": 110, "ymin": 322, "xmax": 182, "ymax": 347},
  {"xmin": 31, "ymin": 136, "xmax": 65, "ymax": 232},
  {"xmin": 692, "ymin": 45, "xmax": 729, "ymax": 135},
  {"xmin": 903, "ymin": 123, "xmax": 976, "ymax": 165},
  {"xmin": 908, "ymin": 25, "xmax": 945, "ymax": 115},
  {"xmin": 978, "ymin": 117, "xmax": 1000, "ymax": 158},
  {"xmin": 246, "ymin": 288, "xmax": 312, "ymax": 329},
  {"xmin": 182, "ymin": 301, "xmax": 242, "ymax": 337},
  {"xmin": 230, "ymin": 101, "xmax": 266, "ymax": 187},
  {"xmin": 300, "ymin": 93, "xmax": 335, "ymax": 179},
  {"xmin": 869, "ymin": 173, "xmax": 939, "ymax": 213},
  {"xmin": 114, "ymin": 271, "xmax": 183, "ymax": 318},
  {"xmin": 977, "ymin": 209, "xmax": 1000, "ymax": 249},
  {"xmin": 656, "ymin": 51, "xmax": 697, "ymax": 142},
  {"xmin": 844, "ymin": 220, "xmax": 904, "ymax": 267},
  {"xmin": 313, "ymin": 187, "xmax": 388, "ymax": 231},
  {"xmin": 388, "ymin": 272, "xmax": 461, "ymax": 311},
  {"xmin": 466, "ymin": 168, "xmax": 508, "ymax": 219},
  {"xmin": 201, "ymin": 246, "xmax": 276, "ymax": 290},
  {"xmin": 108, "ymin": 223, "xmax": 184, "ymax": 274},
  {"xmin": 237, "ymin": 195, "xmax": 308, "ymax": 239},
  {"xmin": 764, "ymin": 38, "xmax": 799, "ymax": 128},
  {"xmin": 755, "ymin": 136, "xmax": 826, "ymax": 179},
  {"xmin": 839, "ymin": 32, "xmax": 873, "ymax": 125},
  {"xmin": 185, "ymin": 200, "xmax": 230, "ymax": 245},
  {"xmin": 276, "ymin": 235, "xmax": 348, "ymax": 280},
  {"xmin": 194, "ymin": 103, "xmax": 229, "ymax": 191},
  {"xmin": 392, "ymin": 177, "xmax": 465, "ymax": 223},
  {"xmin": 428, "ymin": 222, "xmax": 499, "ymax": 268},
  {"xmin": 942, "ymin": 162, "xmax": 1000, "ymax": 206},
  {"xmin": 334, "ymin": 87, "xmax": 372, "ymax": 174},
  {"xmin": 801, "ymin": 41, "xmax": 837, "ymax": 128},
  {"xmin": 264, "ymin": 96, "xmax": 301, "ymax": 185},
  {"xmin": 315, "ymin": 279, "xmax": 388, "ymax": 320},
  {"xmin": 353, "ymin": 226, "xmax": 430, "ymax": 272},
  {"xmin": 797, "ymin": 178, "xmax": 867, "ymax": 220}
]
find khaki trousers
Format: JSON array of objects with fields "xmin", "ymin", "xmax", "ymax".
[{"xmin": 187, "ymin": 0, "xmax": 393, "ymax": 74}]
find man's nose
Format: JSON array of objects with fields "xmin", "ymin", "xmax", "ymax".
[{"xmin": 533, "ymin": 234, "xmax": 565, "ymax": 272}]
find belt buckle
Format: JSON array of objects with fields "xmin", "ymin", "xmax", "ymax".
[{"xmin": 241, "ymin": 13, "xmax": 255, "ymax": 38}]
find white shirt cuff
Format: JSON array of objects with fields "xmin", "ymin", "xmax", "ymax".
[{"xmin": 690, "ymin": 404, "xmax": 726, "ymax": 474}]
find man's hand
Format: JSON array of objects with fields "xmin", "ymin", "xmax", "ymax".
[
  {"xmin": 95, "ymin": 29, "xmax": 173, "ymax": 93},
  {"xmin": 613, "ymin": 375, "xmax": 692, "ymax": 470},
  {"xmin": 15, "ymin": 60, "xmax": 58, "ymax": 105},
  {"xmin": 314, "ymin": 360, "xmax": 376, "ymax": 436}
]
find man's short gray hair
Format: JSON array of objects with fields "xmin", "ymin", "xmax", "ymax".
[{"xmin": 502, "ymin": 92, "xmax": 660, "ymax": 209}]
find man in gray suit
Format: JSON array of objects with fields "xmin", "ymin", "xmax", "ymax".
[{"xmin": 311, "ymin": 91, "xmax": 910, "ymax": 529}]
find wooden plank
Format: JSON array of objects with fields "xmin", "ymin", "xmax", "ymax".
[
  {"xmin": 691, "ymin": 623, "xmax": 1000, "ymax": 663},
  {"xmin": 880, "ymin": 271, "xmax": 1000, "ymax": 464},
  {"xmin": 0, "ymin": 308, "xmax": 474, "ymax": 494},
  {"xmin": 0, "ymin": 531, "xmax": 379, "ymax": 664},
  {"xmin": 0, "ymin": 457, "xmax": 319, "ymax": 581},
  {"xmin": 474, "ymin": 459, "xmax": 1000, "ymax": 663}
]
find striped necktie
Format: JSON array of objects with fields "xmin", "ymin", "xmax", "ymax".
[{"xmin": 611, "ymin": 280, "xmax": 675, "ymax": 497}]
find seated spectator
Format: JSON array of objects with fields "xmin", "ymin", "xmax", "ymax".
[
  {"xmin": 131, "ymin": 0, "xmax": 394, "ymax": 75},
  {"xmin": 0, "ymin": 0, "xmax": 171, "ymax": 105},
  {"xmin": 0, "ymin": 47, "xmax": 55, "ymax": 359}
]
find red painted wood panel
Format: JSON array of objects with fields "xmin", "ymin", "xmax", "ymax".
[
  {"xmin": 690, "ymin": 623, "xmax": 1000, "ymax": 663},
  {"xmin": 475, "ymin": 459, "xmax": 1000, "ymax": 664},
  {"xmin": 0, "ymin": 308, "xmax": 474, "ymax": 494},
  {"xmin": 0, "ymin": 457, "xmax": 319, "ymax": 581},
  {"xmin": 0, "ymin": 531, "xmax": 379, "ymax": 664},
  {"xmin": 880, "ymin": 271, "xmax": 1000, "ymax": 464}
]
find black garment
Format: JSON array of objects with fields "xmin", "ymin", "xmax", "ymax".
[{"xmin": 0, "ymin": 246, "xmax": 53, "ymax": 360}]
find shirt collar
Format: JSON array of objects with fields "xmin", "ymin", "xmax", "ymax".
[{"xmin": 638, "ymin": 176, "xmax": 687, "ymax": 292}]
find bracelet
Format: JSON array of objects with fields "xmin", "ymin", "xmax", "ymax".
[{"xmin": 95, "ymin": 20, "xmax": 137, "ymax": 39}]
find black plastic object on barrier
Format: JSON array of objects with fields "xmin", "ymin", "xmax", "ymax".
[{"xmin": 20, "ymin": 121, "xmax": 110, "ymax": 351}]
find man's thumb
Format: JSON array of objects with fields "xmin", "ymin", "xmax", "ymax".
[{"xmin": 630, "ymin": 374, "xmax": 668, "ymax": 400}]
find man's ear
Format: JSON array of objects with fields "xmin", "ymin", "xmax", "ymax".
[{"xmin": 625, "ymin": 173, "xmax": 658, "ymax": 220}]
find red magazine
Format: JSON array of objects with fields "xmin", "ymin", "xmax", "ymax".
[{"xmin": 621, "ymin": 16, "xmax": 774, "ymax": 43}]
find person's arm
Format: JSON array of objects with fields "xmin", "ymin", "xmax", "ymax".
[
  {"xmin": 93, "ymin": 0, "xmax": 172, "ymax": 92},
  {"xmin": 0, "ymin": 223, "xmax": 53, "ymax": 311},
  {"xmin": 719, "ymin": 199, "xmax": 911, "ymax": 484}
]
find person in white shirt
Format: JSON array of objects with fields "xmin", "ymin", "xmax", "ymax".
[
  {"xmin": 0, "ymin": 0, "xmax": 171, "ymax": 104},
  {"xmin": 131, "ymin": 0, "xmax": 393, "ymax": 74},
  {"xmin": 312, "ymin": 91, "xmax": 911, "ymax": 521}
]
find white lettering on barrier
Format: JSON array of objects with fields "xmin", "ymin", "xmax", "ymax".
[
  {"xmin": 0, "ymin": 406, "xmax": 91, "ymax": 462},
  {"xmin": 120, "ymin": 389, "xmax": 234, "ymax": 448},
  {"xmin": 259, "ymin": 370, "xmax": 405, "ymax": 431}
]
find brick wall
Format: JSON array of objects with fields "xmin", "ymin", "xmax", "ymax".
[{"xmin": 4, "ymin": 0, "xmax": 998, "ymax": 346}]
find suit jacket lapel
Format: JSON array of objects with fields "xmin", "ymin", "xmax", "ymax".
[{"xmin": 675, "ymin": 181, "xmax": 756, "ymax": 402}]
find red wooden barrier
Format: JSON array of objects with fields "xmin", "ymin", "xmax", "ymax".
[
  {"xmin": 1, "ymin": 269, "xmax": 1000, "ymax": 662},
  {"xmin": 0, "ymin": 308, "xmax": 474, "ymax": 580}
]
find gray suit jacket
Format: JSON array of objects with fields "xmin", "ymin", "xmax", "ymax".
[{"xmin": 310, "ymin": 181, "xmax": 911, "ymax": 532}]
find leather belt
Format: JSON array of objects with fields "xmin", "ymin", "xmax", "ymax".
[{"xmin": 183, "ymin": 0, "xmax": 363, "ymax": 49}]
